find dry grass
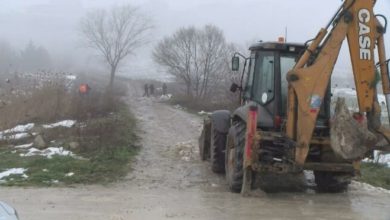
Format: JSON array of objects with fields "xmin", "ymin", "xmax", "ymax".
[
  {"xmin": 0, "ymin": 74, "xmax": 140, "ymax": 186},
  {"xmin": 0, "ymin": 77, "xmax": 129, "ymax": 130},
  {"xmin": 0, "ymin": 85, "xmax": 71, "ymax": 129}
]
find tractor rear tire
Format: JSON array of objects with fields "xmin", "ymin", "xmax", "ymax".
[
  {"xmin": 199, "ymin": 120, "xmax": 211, "ymax": 161},
  {"xmin": 314, "ymin": 148, "xmax": 352, "ymax": 193},
  {"xmin": 225, "ymin": 121, "xmax": 246, "ymax": 193},
  {"xmin": 210, "ymin": 123, "xmax": 227, "ymax": 173},
  {"xmin": 314, "ymin": 171, "xmax": 351, "ymax": 193}
]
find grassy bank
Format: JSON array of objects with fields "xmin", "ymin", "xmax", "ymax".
[
  {"xmin": 0, "ymin": 104, "xmax": 139, "ymax": 186},
  {"xmin": 358, "ymin": 162, "xmax": 390, "ymax": 190}
]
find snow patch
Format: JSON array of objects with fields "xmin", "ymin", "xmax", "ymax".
[
  {"xmin": 42, "ymin": 120, "xmax": 76, "ymax": 129},
  {"xmin": 159, "ymin": 94, "xmax": 172, "ymax": 101},
  {"xmin": 20, "ymin": 147, "xmax": 75, "ymax": 159},
  {"xmin": 374, "ymin": 151, "xmax": 390, "ymax": 167},
  {"xmin": 66, "ymin": 75, "xmax": 77, "ymax": 80},
  {"xmin": 0, "ymin": 168, "xmax": 27, "ymax": 180},
  {"xmin": 14, "ymin": 143, "xmax": 33, "ymax": 149},
  {"xmin": 13, "ymin": 133, "xmax": 31, "ymax": 140},
  {"xmin": 363, "ymin": 151, "xmax": 390, "ymax": 167},
  {"xmin": 351, "ymin": 181, "xmax": 390, "ymax": 194},
  {"xmin": 174, "ymin": 104, "xmax": 184, "ymax": 110},
  {"xmin": 0, "ymin": 123, "xmax": 34, "ymax": 135},
  {"xmin": 197, "ymin": 111, "xmax": 210, "ymax": 116},
  {"xmin": 0, "ymin": 123, "xmax": 34, "ymax": 140},
  {"xmin": 332, "ymin": 88, "xmax": 357, "ymax": 97},
  {"xmin": 0, "ymin": 133, "xmax": 31, "ymax": 141},
  {"xmin": 65, "ymin": 172, "xmax": 74, "ymax": 177}
]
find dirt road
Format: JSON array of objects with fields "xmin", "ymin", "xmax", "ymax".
[{"xmin": 0, "ymin": 81, "xmax": 389, "ymax": 220}]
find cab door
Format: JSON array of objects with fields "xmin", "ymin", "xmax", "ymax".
[{"xmin": 251, "ymin": 51, "xmax": 276, "ymax": 128}]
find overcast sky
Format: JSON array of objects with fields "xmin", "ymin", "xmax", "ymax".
[{"xmin": 0, "ymin": 0, "xmax": 389, "ymax": 78}]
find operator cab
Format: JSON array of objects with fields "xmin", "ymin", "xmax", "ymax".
[{"xmin": 232, "ymin": 41, "xmax": 330, "ymax": 130}]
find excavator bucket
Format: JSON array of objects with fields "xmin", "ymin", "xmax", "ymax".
[{"xmin": 330, "ymin": 98, "xmax": 377, "ymax": 160}]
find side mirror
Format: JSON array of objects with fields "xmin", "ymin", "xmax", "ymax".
[
  {"xmin": 232, "ymin": 56, "xmax": 239, "ymax": 71},
  {"xmin": 230, "ymin": 83, "xmax": 240, "ymax": 93}
]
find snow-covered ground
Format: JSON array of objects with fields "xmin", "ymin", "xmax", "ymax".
[
  {"xmin": 0, "ymin": 120, "xmax": 76, "ymax": 141},
  {"xmin": 14, "ymin": 143, "xmax": 33, "ymax": 149},
  {"xmin": 364, "ymin": 151, "xmax": 390, "ymax": 167},
  {"xmin": 159, "ymin": 94, "xmax": 172, "ymax": 102},
  {"xmin": 0, "ymin": 168, "xmax": 28, "ymax": 180},
  {"xmin": 197, "ymin": 110, "xmax": 211, "ymax": 116},
  {"xmin": 0, "ymin": 120, "xmax": 81, "ymax": 160},
  {"xmin": 19, "ymin": 147, "xmax": 75, "ymax": 159},
  {"xmin": 332, "ymin": 87, "xmax": 388, "ymax": 123},
  {"xmin": 1, "ymin": 133, "xmax": 31, "ymax": 141},
  {"xmin": 42, "ymin": 120, "xmax": 76, "ymax": 129},
  {"xmin": 0, "ymin": 123, "xmax": 35, "ymax": 140}
]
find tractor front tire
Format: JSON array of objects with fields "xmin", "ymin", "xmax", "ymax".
[
  {"xmin": 199, "ymin": 120, "xmax": 211, "ymax": 161},
  {"xmin": 210, "ymin": 123, "xmax": 227, "ymax": 173},
  {"xmin": 225, "ymin": 121, "xmax": 246, "ymax": 193}
]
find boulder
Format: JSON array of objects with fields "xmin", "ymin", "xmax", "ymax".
[
  {"xmin": 34, "ymin": 135, "xmax": 47, "ymax": 149},
  {"xmin": 330, "ymin": 97, "xmax": 377, "ymax": 160}
]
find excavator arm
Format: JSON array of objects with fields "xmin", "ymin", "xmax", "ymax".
[{"xmin": 285, "ymin": 0, "xmax": 390, "ymax": 166}]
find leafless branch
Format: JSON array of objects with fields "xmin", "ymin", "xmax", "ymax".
[
  {"xmin": 80, "ymin": 5, "xmax": 152, "ymax": 88},
  {"xmin": 153, "ymin": 25, "xmax": 232, "ymax": 99}
]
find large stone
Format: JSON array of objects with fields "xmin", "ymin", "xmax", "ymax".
[
  {"xmin": 68, "ymin": 142, "xmax": 80, "ymax": 150},
  {"xmin": 330, "ymin": 97, "xmax": 377, "ymax": 160},
  {"xmin": 34, "ymin": 135, "xmax": 47, "ymax": 149}
]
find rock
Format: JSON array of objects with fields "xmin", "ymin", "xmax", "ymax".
[
  {"xmin": 330, "ymin": 97, "xmax": 376, "ymax": 160},
  {"xmin": 34, "ymin": 135, "xmax": 47, "ymax": 149},
  {"xmin": 68, "ymin": 142, "xmax": 80, "ymax": 150}
]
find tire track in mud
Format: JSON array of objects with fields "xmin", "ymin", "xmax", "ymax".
[{"xmin": 123, "ymin": 82, "xmax": 226, "ymax": 191}]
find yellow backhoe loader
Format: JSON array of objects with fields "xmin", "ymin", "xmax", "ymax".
[{"xmin": 199, "ymin": 0, "xmax": 390, "ymax": 193}]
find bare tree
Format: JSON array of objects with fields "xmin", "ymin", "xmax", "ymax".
[
  {"xmin": 197, "ymin": 25, "xmax": 230, "ymax": 99},
  {"xmin": 153, "ymin": 25, "xmax": 230, "ymax": 100},
  {"xmin": 80, "ymin": 5, "xmax": 152, "ymax": 89},
  {"xmin": 153, "ymin": 27, "xmax": 197, "ymax": 96}
]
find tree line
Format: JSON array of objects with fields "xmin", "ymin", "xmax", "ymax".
[
  {"xmin": 80, "ymin": 5, "xmax": 240, "ymax": 98},
  {"xmin": 0, "ymin": 40, "xmax": 51, "ymax": 73}
]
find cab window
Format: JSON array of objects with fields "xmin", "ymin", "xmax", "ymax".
[
  {"xmin": 280, "ymin": 54, "xmax": 297, "ymax": 115},
  {"xmin": 243, "ymin": 53, "xmax": 255, "ymax": 99},
  {"xmin": 252, "ymin": 51, "xmax": 275, "ymax": 104}
]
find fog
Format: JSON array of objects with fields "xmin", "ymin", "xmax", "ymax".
[{"xmin": 0, "ymin": 0, "xmax": 389, "ymax": 80}]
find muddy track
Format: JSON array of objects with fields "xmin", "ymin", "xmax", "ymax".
[{"xmin": 0, "ymin": 80, "xmax": 389, "ymax": 220}]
